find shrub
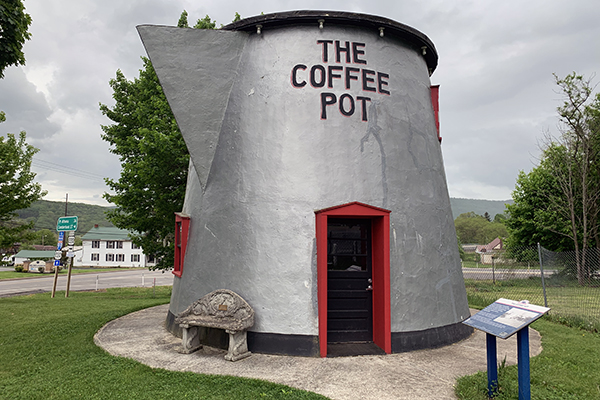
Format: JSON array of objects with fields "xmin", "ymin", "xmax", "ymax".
[
  {"xmin": 14, "ymin": 265, "xmax": 24, "ymax": 272},
  {"xmin": 38, "ymin": 266, "xmax": 45, "ymax": 273}
]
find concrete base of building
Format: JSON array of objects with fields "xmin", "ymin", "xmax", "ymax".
[{"xmin": 166, "ymin": 310, "xmax": 473, "ymax": 357}]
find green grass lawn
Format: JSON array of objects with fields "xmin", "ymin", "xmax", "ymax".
[
  {"xmin": 455, "ymin": 318, "xmax": 600, "ymax": 399},
  {"xmin": 459, "ymin": 276, "xmax": 600, "ymax": 399},
  {"xmin": 0, "ymin": 267, "xmax": 139, "ymax": 280},
  {"xmin": 0, "ymin": 288, "xmax": 328, "ymax": 400},
  {"xmin": 465, "ymin": 277, "xmax": 600, "ymax": 331}
]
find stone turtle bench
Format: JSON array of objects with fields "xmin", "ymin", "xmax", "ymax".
[{"xmin": 175, "ymin": 289, "xmax": 254, "ymax": 361}]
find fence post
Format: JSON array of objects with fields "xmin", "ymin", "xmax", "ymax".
[{"xmin": 537, "ymin": 243, "xmax": 548, "ymax": 308}]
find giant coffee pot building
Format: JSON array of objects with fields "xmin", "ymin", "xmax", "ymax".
[{"xmin": 138, "ymin": 11, "xmax": 472, "ymax": 357}]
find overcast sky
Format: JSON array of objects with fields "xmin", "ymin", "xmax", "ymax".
[{"xmin": 1, "ymin": 0, "xmax": 598, "ymax": 206}]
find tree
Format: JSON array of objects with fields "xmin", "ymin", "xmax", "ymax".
[
  {"xmin": 23, "ymin": 228, "xmax": 57, "ymax": 247},
  {"xmin": 0, "ymin": 130, "xmax": 46, "ymax": 248},
  {"xmin": 483, "ymin": 212, "xmax": 491, "ymax": 222},
  {"xmin": 505, "ymin": 72, "xmax": 600, "ymax": 284},
  {"xmin": 100, "ymin": 57, "xmax": 189, "ymax": 270},
  {"xmin": 505, "ymin": 166, "xmax": 573, "ymax": 251},
  {"xmin": 547, "ymin": 73, "xmax": 600, "ymax": 283},
  {"xmin": 454, "ymin": 212, "xmax": 508, "ymax": 244},
  {"xmin": 0, "ymin": 0, "xmax": 32, "ymax": 78},
  {"xmin": 100, "ymin": 12, "xmax": 239, "ymax": 270}
]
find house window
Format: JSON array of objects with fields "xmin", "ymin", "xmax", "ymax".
[
  {"xmin": 116, "ymin": 241, "xmax": 123, "ymax": 249},
  {"xmin": 106, "ymin": 241, "xmax": 115, "ymax": 249},
  {"xmin": 91, "ymin": 253, "xmax": 99, "ymax": 261},
  {"xmin": 106, "ymin": 254, "xmax": 114, "ymax": 262},
  {"xmin": 92, "ymin": 240, "xmax": 100, "ymax": 248},
  {"xmin": 132, "ymin": 242, "xmax": 140, "ymax": 249},
  {"xmin": 116, "ymin": 254, "xmax": 125, "ymax": 262},
  {"xmin": 131, "ymin": 254, "xmax": 140, "ymax": 262},
  {"xmin": 173, "ymin": 213, "xmax": 190, "ymax": 277}
]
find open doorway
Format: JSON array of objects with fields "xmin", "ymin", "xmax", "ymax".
[{"xmin": 315, "ymin": 202, "xmax": 391, "ymax": 357}]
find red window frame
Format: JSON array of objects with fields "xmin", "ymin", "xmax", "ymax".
[
  {"xmin": 173, "ymin": 213, "xmax": 190, "ymax": 277},
  {"xmin": 430, "ymin": 85, "xmax": 441, "ymax": 143}
]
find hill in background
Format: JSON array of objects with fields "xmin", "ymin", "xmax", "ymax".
[
  {"xmin": 13, "ymin": 198, "xmax": 512, "ymax": 235},
  {"xmin": 16, "ymin": 200, "xmax": 114, "ymax": 235},
  {"xmin": 449, "ymin": 198, "xmax": 513, "ymax": 219}
]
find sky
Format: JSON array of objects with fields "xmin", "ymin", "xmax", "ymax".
[{"xmin": 1, "ymin": 0, "xmax": 598, "ymax": 206}]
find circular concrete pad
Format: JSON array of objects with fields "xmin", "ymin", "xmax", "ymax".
[{"xmin": 94, "ymin": 305, "xmax": 542, "ymax": 400}]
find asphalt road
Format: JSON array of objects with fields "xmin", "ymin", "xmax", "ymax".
[
  {"xmin": 461, "ymin": 267, "xmax": 555, "ymax": 280},
  {"xmin": 1, "ymin": 266, "xmax": 554, "ymax": 297},
  {"xmin": 0, "ymin": 269, "xmax": 174, "ymax": 297}
]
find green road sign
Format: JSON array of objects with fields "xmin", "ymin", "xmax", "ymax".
[{"xmin": 56, "ymin": 216, "xmax": 78, "ymax": 231}]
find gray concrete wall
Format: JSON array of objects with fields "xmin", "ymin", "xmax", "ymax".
[{"xmin": 139, "ymin": 19, "xmax": 469, "ymax": 337}]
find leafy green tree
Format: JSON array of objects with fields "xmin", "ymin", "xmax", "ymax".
[
  {"xmin": 505, "ymin": 72, "xmax": 600, "ymax": 284},
  {"xmin": 454, "ymin": 212, "xmax": 508, "ymax": 244},
  {"xmin": 100, "ymin": 11, "xmax": 240, "ymax": 270},
  {"xmin": 20, "ymin": 228, "xmax": 57, "ymax": 247},
  {"xmin": 456, "ymin": 234, "xmax": 465, "ymax": 260},
  {"xmin": 100, "ymin": 57, "xmax": 189, "ymax": 270},
  {"xmin": 0, "ymin": 131, "xmax": 46, "ymax": 248},
  {"xmin": 493, "ymin": 213, "xmax": 507, "ymax": 224},
  {"xmin": 0, "ymin": 0, "xmax": 32, "ymax": 78},
  {"xmin": 505, "ymin": 165, "xmax": 572, "ymax": 251}
]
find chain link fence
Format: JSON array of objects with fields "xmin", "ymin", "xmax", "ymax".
[{"xmin": 462, "ymin": 244, "xmax": 600, "ymax": 331}]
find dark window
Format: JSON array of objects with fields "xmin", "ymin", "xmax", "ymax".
[
  {"xmin": 91, "ymin": 253, "xmax": 99, "ymax": 261},
  {"xmin": 106, "ymin": 254, "xmax": 114, "ymax": 262},
  {"xmin": 116, "ymin": 254, "xmax": 125, "ymax": 262},
  {"xmin": 327, "ymin": 219, "xmax": 371, "ymax": 271},
  {"xmin": 92, "ymin": 241, "xmax": 100, "ymax": 248}
]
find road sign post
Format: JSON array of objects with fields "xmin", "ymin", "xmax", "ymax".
[
  {"xmin": 65, "ymin": 231, "xmax": 75, "ymax": 298},
  {"xmin": 53, "ymin": 216, "xmax": 78, "ymax": 298}
]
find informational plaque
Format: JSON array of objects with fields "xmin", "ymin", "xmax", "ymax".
[{"xmin": 463, "ymin": 298, "xmax": 550, "ymax": 339}]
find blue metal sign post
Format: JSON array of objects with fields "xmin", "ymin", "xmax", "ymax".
[
  {"xmin": 463, "ymin": 299, "xmax": 549, "ymax": 399},
  {"xmin": 486, "ymin": 333, "xmax": 498, "ymax": 397},
  {"xmin": 518, "ymin": 328, "xmax": 530, "ymax": 399}
]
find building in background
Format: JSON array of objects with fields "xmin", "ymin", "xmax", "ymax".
[{"xmin": 78, "ymin": 225, "xmax": 154, "ymax": 268}]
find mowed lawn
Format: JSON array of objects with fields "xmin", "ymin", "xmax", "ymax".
[
  {"xmin": 459, "ymin": 280, "xmax": 600, "ymax": 399},
  {"xmin": 455, "ymin": 318, "xmax": 600, "ymax": 399},
  {"xmin": 0, "ymin": 287, "xmax": 328, "ymax": 400}
]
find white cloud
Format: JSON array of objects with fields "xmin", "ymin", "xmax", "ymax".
[{"xmin": 1, "ymin": 0, "xmax": 598, "ymax": 206}]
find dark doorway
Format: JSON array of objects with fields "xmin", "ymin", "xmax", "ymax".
[{"xmin": 327, "ymin": 218, "xmax": 373, "ymax": 343}]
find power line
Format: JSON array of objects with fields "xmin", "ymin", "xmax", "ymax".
[{"xmin": 32, "ymin": 158, "xmax": 109, "ymax": 183}]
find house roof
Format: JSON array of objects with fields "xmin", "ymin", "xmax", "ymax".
[
  {"xmin": 15, "ymin": 250, "xmax": 56, "ymax": 259},
  {"xmin": 81, "ymin": 226, "xmax": 133, "ymax": 241},
  {"xmin": 476, "ymin": 237, "xmax": 503, "ymax": 253}
]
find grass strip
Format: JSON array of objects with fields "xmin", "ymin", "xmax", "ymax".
[
  {"xmin": 0, "ymin": 288, "xmax": 328, "ymax": 400},
  {"xmin": 0, "ymin": 268, "xmax": 139, "ymax": 280},
  {"xmin": 455, "ymin": 317, "xmax": 600, "ymax": 399}
]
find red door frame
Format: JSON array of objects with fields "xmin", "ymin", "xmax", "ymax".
[{"xmin": 315, "ymin": 202, "xmax": 391, "ymax": 357}]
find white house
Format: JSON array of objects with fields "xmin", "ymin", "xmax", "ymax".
[{"xmin": 79, "ymin": 226, "xmax": 154, "ymax": 268}]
